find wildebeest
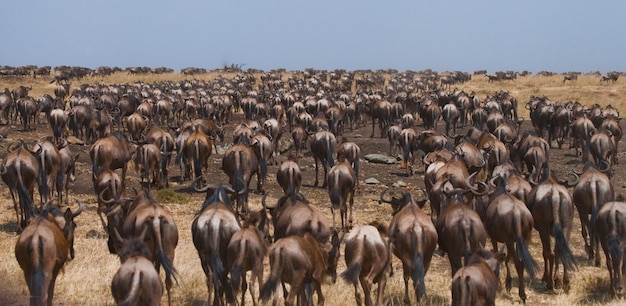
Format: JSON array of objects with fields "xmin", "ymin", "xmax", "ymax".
[
  {"xmin": 259, "ymin": 232, "xmax": 342, "ymax": 306},
  {"xmin": 16, "ymin": 97, "xmax": 38, "ymax": 131},
  {"xmin": 572, "ymin": 162, "xmax": 614, "ymax": 266},
  {"xmin": 266, "ymin": 193, "xmax": 332, "ymax": 245},
  {"xmin": 451, "ymin": 248, "xmax": 502, "ymax": 306},
  {"xmin": 113, "ymin": 189, "xmax": 179, "ymax": 305},
  {"xmin": 1, "ymin": 141, "xmax": 41, "ymax": 232},
  {"xmin": 15, "ymin": 200, "xmax": 83, "ymax": 306},
  {"xmin": 134, "ymin": 143, "xmax": 163, "ymax": 189},
  {"xmin": 436, "ymin": 183, "xmax": 489, "ymax": 277},
  {"xmin": 90, "ymin": 132, "xmax": 134, "ymax": 187},
  {"xmin": 327, "ymin": 158, "xmax": 357, "ymax": 231},
  {"xmin": 57, "ymin": 139, "xmax": 78, "ymax": 204},
  {"xmin": 341, "ymin": 222, "xmax": 391, "ymax": 306},
  {"xmin": 485, "ymin": 177, "xmax": 538, "ymax": 303},
  {"xmin": 276, "ymin": 157, "xmax": 302, "ymax": 197},
  {"xmin": 227, "ymin": 209, "xmax": 269, "ymax": 306},
  {"xmin": 310, "ymin": 130, "xmax": 336, "ymax": 187},
  {"xmin": 527, "ymin": 165, "xmax": 577, "ymax": 290},
  {"xmin": 111, "ymin": 228, "xmax": 164, "ymax": 306},
  {"xmin": 379, "ymin": 189, "xmax": 437, "ymax": 304},
  {"xmin": 595, "ymin": 200, "xmax": 626, "ymax": 296},
  {"xmin": 191, "ymin": 183, "xmax": 241, "ymax": 305},
  {"xmin": 221, "ymin": 137, "xmax": 259, "ymax": 216},
  {"xmin": 32, "ymin": 137, "xmax": 63, "ymax": 204}
]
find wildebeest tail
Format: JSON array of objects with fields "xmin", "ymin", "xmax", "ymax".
[
  {"xmin": 117, "ymin": 269, "xmax": 142, "ymax": 306},
  {"xmin": 553, "ymin": 223, "xmax": 577, "ymax": 271},
  {"xmin": 234, "ymin": 151, "xmax": 246, "ymax": 194},
  {"xmin": 260, "ymin": 247, "xmax": 283, "ymax": 303},
  {"xmin": 329, "ymin": 178, "xmax": 342, "ymax": 210},
  {"xmin": 16, "ymin": 162, "xmax": 35, "ymax": 223},
  {"xmin": 326, "ymin": 136, "xmax": 335, "ymax": 167},
  {"xmin": 92, "ymin": 145, "xmax": 101, "ymax": 178},
  {"xmin": 340, "ymin": 239, "xmax": 363, "ymax": 284},
  {"xmin": 150, "ymin": 218, "xmax": 179, "ymax": 290},
  {"xmin": 513, "ymin": 213, "xmax": 538, "ymax": 278},
  {"xmin": 39, "ymin": 153, "xmax": 50, "ymax": 200},
  {"xmin": 206, "ymin": 219, "xmax": 234, "ymax": 303},
  {"xmin": 412, "ymin": 226, "xmax": 427, "ymax": 299},
  {"xmin": 229, "ymin": 239, "xmax": 248, "ymax": 294},
  {"xmin": 551, "ymin": 191, "xmax": 577, "ymax": 271},
  {"xmin": 29, "ymin": 236, "xmax": 46, "ymax": 306}
]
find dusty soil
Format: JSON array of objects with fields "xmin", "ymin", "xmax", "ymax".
[{"xmin": 0, "ymin": 110, "xmax": 624, "ymax": 305}]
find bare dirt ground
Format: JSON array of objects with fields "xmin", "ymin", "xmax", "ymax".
[{"xmin": 0, "ymin": 106, "xmax": 625, "ymax": 305}]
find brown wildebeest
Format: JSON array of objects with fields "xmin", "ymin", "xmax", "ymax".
[
  {"xmin": 116, "ymin": 189, "xmax": 179, "ymax": 306},
  {"xmin": 436, "ymin": 183, "xmax": 489, "ymax": 277},
  {"xmin": 336, "ymin": 137, "xmax": 361, "ymax": 182},
  {"xmin": 57, "ymin": 139, "xmax": 78, "ymax": 204},
  {"xmin": 266, "ymin": 193, "xmax": 332, "ymax": 245},
  {"xmin": 595, "ymin": 200, "xmax": 626, "ymax": 296},
  {"xmin": 310, "ymin": 130, "xmax": 336, "ymax": 187},
  {"xmin": 379, "ymin": 189, "xmax": 437, "ymax": 304},
  {"xmin": 1, "ymin": 141, "xmax": 40, "ymax": 232},
  {"xmin": 528, "ymin": 165, "xmax": 577, "ymax": 291},
  {"xmin": 94, "ymin": 169, "xmax": 123, "ymax": 245},
  {"xmin": 276, "ymin": 156, "xmax": 302, "ymax": 197},
  {"xmin": 259, "ymin": 232, "xmax": 342, "ymax": 306},
  {"xmin": 451, "ymin": 248, "xmax": 503, "ymax": 306},
  {"xmin": 341, "ymin": 222, "xmax": 391, "ymax": 306},
  {"xmin": 15, "ymin": 200, "xmax": 83, "ymax": 306},
  {"xmin": 192, "ymin": 182, "xmax": 240, "ymax": 305},
  {"xmin": 222, "ymin": 137, "xmax": 259, "ymax": 216},
  {"xmin": 32, "ymin": 137, "xmax": 63, "ymax": 204},
  {"xmin": 90, "ymin": 132, "xmax": 134, "ymax": 187},
  {"xmin": 485, "ymin": 177, "xmax": 538, "ymax": 303},
  {"xmin": 180, "ymin": 129, "xmax": 213, "ymax": 183},
  {"xmin": 327, "ymin": 158, "xmax": 357, "ymax": 231},
  {"xmin": 111, "ymin": 228, "xmax": 164, "ymax": 306},
  {"xmin": 572, "ymin": 162, "xmax": 614, "ymax": 267},
  {"xmin": 227, "ymin": 208, "xmax": 270, "ymax": 306},
  {"xmin": 134, "ymin": 143, "xmax": 163, "ymax": 189}
]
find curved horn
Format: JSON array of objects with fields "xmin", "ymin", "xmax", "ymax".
[
  {"xmin": 564, "ymin": 172, "xmax": 580, "ymax": 188},
  {"xmin": 72, "ymin": 199, "xmax": 84, "ymax": 218},
  {"xmin": 112, "ymin": 227, "xmax": 124, "ymax": 246},
  {"xmin": 600, "ymin": 159, "xmax": 611, "ymax": 174},
  {"xmin": 98, "ymin": 186, "xmax": 116, "ymax": 206},
  {"xmin": 192, "ymin": 176, "xmax": 214, "ymax": 193},
  {"xmin": 57, "ymin": 138, "xmax": 69, "ymax": 150},
  {"xmin": 528, "ymin": 166, "xmax": 539, "ymax": 186},
  {"xmin": 379, "ymin": 188, "xmax": 394, "ymax": 204},
  {"xmin": 572, "ymin": 166, "xmax": 583, "ymax": 176}
]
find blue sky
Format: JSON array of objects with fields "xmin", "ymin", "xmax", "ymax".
[{"xmin": 3, "ymin": 1, "xmax": 625, "ymax": 73}]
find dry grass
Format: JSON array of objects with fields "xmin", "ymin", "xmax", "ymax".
[{"xmin": 1, "ymin": 71, "xmax": 626, "ymax": 305}]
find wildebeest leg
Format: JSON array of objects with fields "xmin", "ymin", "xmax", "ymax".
[
  {"xmin": 322, "ymin": 163, "xmax": 328, "ymax": 188},
  {"xmin": 579, "ymin": 210, "xmax": 592, "ymax": 260},
  {"xmin": 375, "ymin": 271, "xmax": 387, "ymax": 306},
  {"xmin": 285, "ymin": 277, "xmax": 304, "ymax": 306},
  {"xmin": 359, "ymin": 274, "xmax": 372, "ymax": 306},
  {"xmin": 402, "ymin": 270, "xmax": 412, "ymax": 305},
  {"xmin": 511, "ymin": 242, "xmax": 527, "ymax": 303},
  {"xmin": 9, "ymin": 188, "xmax": 20, "ymax": 231},
  {"xmin": 348, "ymin": 189, "xmax": 355, "ymax": 229},
  {"xmin": 539, "ymin": 231, "xmax": 554, "ymax": 290},
  {"xmin": 370, "ymin": 119, "xmax": 376, "ymax": 138},
  {"xmin": 314, "ymin": 158, "xmax": 320, "ymax": 187},
  {"xmin": 353, "ymin": 276, "xmax": 364, "ymax": 306}
]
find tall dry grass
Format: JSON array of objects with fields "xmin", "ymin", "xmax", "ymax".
[{"xmin": 0, "ymin": 71, "xmax": 625, "ymax": 305}]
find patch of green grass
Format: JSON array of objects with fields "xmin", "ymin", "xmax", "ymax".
[{"xmin": 155, "ymin": 188, "xmax": 190, "ymax": 205}]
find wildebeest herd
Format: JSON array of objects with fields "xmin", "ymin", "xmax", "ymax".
[{"xmin": 1, "ymin": 68, "xmax": 625, "ymax": 305}]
